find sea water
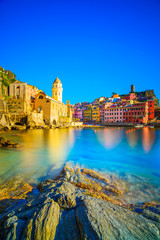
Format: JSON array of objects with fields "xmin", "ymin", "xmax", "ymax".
[{"xmin": 0, "ymin": 127, "xmax": 160, "ymax": 203}]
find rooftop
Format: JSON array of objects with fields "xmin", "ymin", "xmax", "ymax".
[{"xmin": 53, "ymin": 77, "xmax": 62, "ymax": 84}]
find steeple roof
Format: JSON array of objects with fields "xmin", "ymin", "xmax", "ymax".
[{"xmin": 53, "ymin": 77, "xmax": 62, "ymax": 84}]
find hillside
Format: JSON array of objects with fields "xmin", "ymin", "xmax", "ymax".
[{"xmin": 0, "ymin": 66, "xmax": 17, "ymax": 99}]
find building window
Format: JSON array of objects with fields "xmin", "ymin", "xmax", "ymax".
[
  {"xmin": 38, "ymin": 95, "xmax": 44, "ymax": 99},
  {"xmin": 16, "ymin": 86, "xmax": 20, "ymax": 98},
  {"xmin": 38, "ymin": 107, "xmax": 42, "ymax": 113}
]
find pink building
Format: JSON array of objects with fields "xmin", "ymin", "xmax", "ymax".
[
  {"xmin": 73, "ymin": 108, "xmax": 83, "ymax": 121},
  {"xmin": 99, "ymin": 102, "xmax": 112, "ymax": 123},
  {"xmin": 104, "ymin": 106, "xmax": 123, "ymax": 123},
  {"xmin": 103, "ymin": 102, "xmax": 150, "ymax": 124}
]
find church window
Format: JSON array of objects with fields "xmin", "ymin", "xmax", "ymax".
[
  {"xmin": 38, "ymin": 95, "xmax": 44, "ymax": 99},
  {"xmin": 38, "ymin": 107, "xmax": 42, "ymax": 113},
  {"xmin": 16, "ymin": 86, "xmax": 20, "ymax": 99}
]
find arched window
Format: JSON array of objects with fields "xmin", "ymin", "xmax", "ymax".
[
  {"xmin": 38, "ymin": 107, "xmax": 42, "ymax": 113},
  {"xmin": 16, "ymin": 86, "xmax": 20, "ymax": 99},
  {"xmin": 38, "ymin": 95, "xmax": 44, "ymax": 99}
]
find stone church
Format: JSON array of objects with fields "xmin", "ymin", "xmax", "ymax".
[
  {"xmin": 33, "ymin": 77, "xmax": 72, "ymax": 125},
  {"xmin": 0, "ymin": 76, "xmax": 72, "ymax": 126}
]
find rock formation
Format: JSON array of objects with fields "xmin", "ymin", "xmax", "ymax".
[
  {"xmin": 0, "ymin": 166, "xmax": 159, "ymax": 239},
  {"xmin": 0, "ymin": 137, "xmax": 21, "ymax": 148}
]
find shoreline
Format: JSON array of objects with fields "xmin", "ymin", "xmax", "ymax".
[
  {"xmin": 1, "ymin": 123, "xmax": 160, "ymax": 134},
  {"xmin": 1, "ymin": 117, "xmax": 160, "ymax": 133},
  {"xmin": 0, "ymin": 166, "xmax": 159, "ymax": 239}
]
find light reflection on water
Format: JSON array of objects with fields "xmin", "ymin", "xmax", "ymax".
[
  {"xmin": 142, "ymin": 127, "xmax": 156, "ymax": 153},
  {"xmin": 96, "ymin": 128, "xmax": 122, "ymax": 149},
  {"xmin": 0, "ymin": 129, "xmax": 76, "ymax": 184},
  {"xmin": 0, "ymin": 127, "xmax": 160, "ymax": 202},
  {"xmin": 126, "ymin": 128, "xmax": 138, "ymax": 148}
]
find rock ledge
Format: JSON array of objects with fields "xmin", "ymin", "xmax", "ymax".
[{"xmin": 0, "ymin": 166, "xmax": 160, "ymax": 240}]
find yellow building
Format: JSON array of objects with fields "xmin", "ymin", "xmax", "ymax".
[
  {"xmin": 91, "ymin": 105, "xmax": 99, "ymax": 123},
  {"xmin": 0, "ymin": 73, "xmax": 72, "ymax": 126},
  {"xmin": 111, "ymin": 93, "xmax": 120, "ymax": 98},
  {"xmin": 34, "ymin": 77, "xmax": 72, "ymax": 125},
  {"xmin": 0, "ymin": 72, "xmax": 72, "ymax": 126},
  {"xmin": 83, "ymin": 105, "xmax": 99, "ymax": 123},
  {"xmin": 4, "ymin": 80, "xmax": 40, "ymax": 115},
  {"xmin": 83, "ymin": 107, "xmax": 92, "ymax": 123}
]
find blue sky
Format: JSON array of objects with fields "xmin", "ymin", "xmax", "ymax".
[{"xmin": 0, "ymin": 0, "xmax": 160, "ymax": 104}]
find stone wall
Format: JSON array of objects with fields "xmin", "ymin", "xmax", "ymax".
[
  {"xmin": 6, "ymin": 99, "xmax": 32, "ymax": 114},
  {"xmin": 30, "ymin": 111, "xmax": 44, "ymax": 126},
  {"xmin": 0, "ymin": 99, "xmax": 7, "ymax": 113},
  {"xmin": 0, "ymin": 113, "xmax": 27, "ymax": 126},
  {"xmin": 58, "ymin": 116, "xmax": 71, "ymax": 125},
  {"xmin": 0, "ymin": 114, "xmax": 9, "ymax": 126}
]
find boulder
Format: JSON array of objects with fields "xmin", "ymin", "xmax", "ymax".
[
  {"xmin": 11, "ymin": 125, "xmax": 26, "ymax": 130},
  {"xmin": 0, "ymin": 137, "xmax": 21, "ymax": 148},
  {"xmin": 22, "ymin": 199, "xmax": 60, "ymax": 240},
  {"xmin": 0, "ymin": 166, "xmax": 160, "ymax": 240}
]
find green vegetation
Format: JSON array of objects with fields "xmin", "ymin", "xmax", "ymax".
[{"xmin": 0, "ymin": 66, "xmax": 16, "ymax": 98}]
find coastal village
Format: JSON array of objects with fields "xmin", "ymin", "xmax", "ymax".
[
  {"xmin": 72, "ymin": 86, "xmax": 160, "ymax": 126},
  {"xmin": 0, "ymin": 66, "xmax": 160, "ymax": 238},
  {"xmin": 0, "ymin": 66, "xmax": 160, "ymax": 130},
  {"xmin": 1, "ymin": 0, "xmax": 160, "ymax": 239}
]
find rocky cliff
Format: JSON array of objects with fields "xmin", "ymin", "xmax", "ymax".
[{"xmin": 0, "ymin": 166, "xmax": 159, "ymax": 240}]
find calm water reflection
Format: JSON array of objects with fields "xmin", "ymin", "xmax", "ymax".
[
  {"xmin": 0, "ymin": 127, "xmax": 160, "ymax": 202},
  {"xmin": 0, "ymin": 129, "xmax": 75, "ymax": 184}
]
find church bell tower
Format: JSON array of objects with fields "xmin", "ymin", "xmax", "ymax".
[{"xmin": 52, "ymin": 77, "xmax": 63, "ymax": 102}]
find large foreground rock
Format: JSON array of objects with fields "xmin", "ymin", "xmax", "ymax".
[{"xmin": 0, "ymin": 167, "xmax": 159, "ymax": 239}]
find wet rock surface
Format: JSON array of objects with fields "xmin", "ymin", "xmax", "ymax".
[
  {"xmin": 0, "ymin": 166, "xmax": 160, "ymax": 239},
  {"xmin": 0, "ymin": 137, "xmax": 21, "ymax": 148},
  {"xmin": 0, "ymin": 177, "xmax": 33, "ymax": 201}
]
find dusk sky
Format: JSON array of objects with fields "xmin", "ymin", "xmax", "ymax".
[{"xmin": 0, "ymin": 0, "xmax": 160, "ymax": 104}]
